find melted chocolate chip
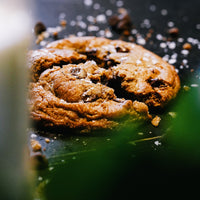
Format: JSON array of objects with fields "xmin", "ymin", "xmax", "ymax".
[
  {"xmin": 115, "ymin": 46, "xmax": 130, "ymax": 53},
  {"xmin": 34, "ymin": 21, "xmax": 46, "ymax": 35},
  {"xmin": 148, "ymin": 78, "xmax": 167, "ymax": 88}
]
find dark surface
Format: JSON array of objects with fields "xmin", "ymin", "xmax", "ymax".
[{"xmin": 29, "ymin": 0, "xmax": 200, "ymax": 197}]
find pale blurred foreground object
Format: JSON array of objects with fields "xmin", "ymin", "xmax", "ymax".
[{"xmin": 0, "ymin": 0, "xmax": 31, "ymax": 199}]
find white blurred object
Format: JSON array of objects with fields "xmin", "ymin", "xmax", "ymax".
[{"xmin": 0, "ymin": 0, "xmax": 31, "ymax": 199}]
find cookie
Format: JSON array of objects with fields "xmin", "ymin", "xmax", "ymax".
[{"xmin": 28, "ymin": 36, "xmax": 180, "ymax": 130}]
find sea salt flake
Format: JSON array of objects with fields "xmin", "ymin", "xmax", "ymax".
[
  {"xmin": 77, "ymin": 21, "xmax": 87, "ymax": 29},
  {"xmin": 152, "ymin": 59, "xmax": 158, "ymax": 64},
  {"xmin": 70, "ymin": 20, "xmax": 76, "ymax": 26},
  {"xmin": 59, "ymin": 13, "xmax": 66, "ymax": 20},
  {"xmin": 77, "ymin": 31, "xmax": 86, "ymax": 36},
  {"xmin": 84, "ymin": 0, "xmax": 93, "ymax": 6},
  {"xmin": 175, "ymin": 68, "xmax": 179, "ymax": 73},
  {"xmin": 137, "ymin": 37, "xmax": 146, "ymax": 45},
  {"xmin": 160, "ymin": 42, "xmax": 167, "ymax": 48},
  {"xmin": 88, "ymin": 25, "xmax": 99, "ymax": 32},
  {"xmin": 168, "ymin": 21, "xmax": 174, "ymax": 27},
  {"xmin": 76, "ymin": 15, "xmax": 83, "ymax": 21},
  {"xmin": 168, "ymin": 58, "xmax": 176, "ymax": 64},
  {"xmin": 162, "ymin": 54, "xmax": 169, "ymax": 61},
  {"xmin": 182, "ymin": 59, "xmax": 188, "ymax": 65},
  {"xmin": 196, "ymin": 24, "xmax": 200, "ymax": 30},
  {"xmin": 191, "ymin": 84, "xmax": 199, "ymax": 87},
  {"xmin": 156, "ymin": 34, "xmax": 163, "ymax": 40},
  {"xmin": 161, "ymin": 9, "xmax": 168, "ymax": 16},
  {"xmin": 131, "ymin": 29, "xmax": 137, "ymax": 34},
  {"xmin": 181, "ymin": 49, "xmax": 189, "ymax": 56},
  {"xmin": 116, "ymin": 0, "xmax": 124, "ymax": 7},
  {"xmin": 136, "ymin": 59, "xmax": 142, "ymax": 65},
  {"xmin": 143, "ymin": 57, "xmax": 149, "ymax": 61},
  {"xmin": 105, "ymin": 29, "xmax": 113, "ymax": 38},
  {"xmin": 87, "ymin": 15, "xmax": 95, "ymax": 23},
  {"xmin": 179, "ymin": 65, "xmax": 184, "ymax": 69},
  {"xmin": 98, "ymin": 30, "xmax": 105, "ymax": 36},
  {"xmin": 106, "ymin": 9, "xmax": 112, "ymax": 16},
  {"xmin": 31, "ymin": 133, "xmax": 37, "ymax": 138},
  {"xmin": 171, "ymin": 53, "xmax": 178, "ymax": 59},
  {"xmin": 149, "ymin": 4, "xmax": 156, "ymax": 12},
  {"xmin": 93, "ymin": 3, "xmax": 100, "ymax": 10},
  {"xmin": 144, "ymin": 52, "xmax": 150, "ymax": 57},
  {"xmin": 178, "ymin": 37, "xmax": 184, "ymax": 43},
  {"xmin": 40, "ymin": 41, "xmax": 47, "ymax": 47},
  {"xmin": 168, "ymin": 41, "xmax": 176, "ymax": 49},
  {"xmin": 96, "ymin": 14, "xmax": 106, "ymax": 23},
  {"xmin": 154, "ymin": 140, "xmax": 161, "ymax": 146},
  {"xmin": 187, "ymin": 37, "xmax": 199, "ymax": 45}
]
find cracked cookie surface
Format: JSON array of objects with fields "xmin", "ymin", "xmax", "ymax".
[{"xmin": 28, "ymin": 36, "xmax": 180, "ymax": 130}]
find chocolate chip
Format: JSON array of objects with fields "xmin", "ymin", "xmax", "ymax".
[
  {"xmin": 168, "ymin": 27, "xmax": 179, "ymax": 37},
  {"xmin": 34, "ymin": 21, "xmax": 47, "ymax": 35},
  {"xmin": 109, "ymin": 13, "xmax": 132, "ymax": 33},
  {"xmin": 148, "ymin": 79, "xmax": 166, "ymax": 88},
  {"xmin": 115, "ymin": 46, "xmax": 130, "ymax": 53},
  {"xmin": 108, "ymin": 15, "xmax": 120, "ymax": 27},
  {"xmin": 104, "ymin": 58, "xmax": 120, "ymax": 68},
  {"xmin": 70, "ymin": 67, "xmax": 81, "ymax": 75},
  {"xmin": 85, "ymin": 49, "xmax": 97, "ymax": 57}
]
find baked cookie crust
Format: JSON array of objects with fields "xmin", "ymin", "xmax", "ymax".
[{"xmin": 28, "ymin": 36, "xmax": 180, "ymax": 130}]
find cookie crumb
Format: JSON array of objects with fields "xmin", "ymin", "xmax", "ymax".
[
  {"xmin": 60, "ymin": 19, "xmax": 67, "ymax": 27},
  {"xmin": 52, "ymin": 31, "xmax": 58, "ymax": 39},
  {"xmin": 35, "ymin": 33, "xmax": 45, "ymax": 44},
  {"xmin": 30, "ymin": 139, "xmax": 42, "ymax": 152},
  {"xmin": 151, "ymin": 116, "xmax": 161, "ymax": 127},
  {"xmin": 183, "ymin": 43, "xmax": 192, "ymax": 50},
  {"xmin": 109, "ymin": 11, "xmax": 132, "ymax": 33},
  {"xmin": 45, "ymin": 138, "xmax": 50, "ymax": 143}
]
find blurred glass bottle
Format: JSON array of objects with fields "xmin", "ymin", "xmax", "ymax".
[{"xmin": 0, "ymin": 0, "xmax": 32, "ymax": 199}]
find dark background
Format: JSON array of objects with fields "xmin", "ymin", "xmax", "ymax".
[{"xmin": 30, "ymin": 0, "xmax": 200, "ymax": 198}]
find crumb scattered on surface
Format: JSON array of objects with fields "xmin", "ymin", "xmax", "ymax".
[
  {"xmin": 108, "ymin": 9, "xmax": 132, "ymax": 33},
  {"xmin": 45, "ymin": 138, "xmax": 50, "ymax": 143},
  {"xmin": 60, "ymin": 19, "xmax": 67, "ymax": 27},
  {"xmin": 183, "ymin": 43, "xmax": 192, "ymax": 50},
  {"xmin": 31, "ymin": 139, "xmax": 42, "ymax": 152},
  {"xmin": 151, "ymin": 116, "xmax": 161, "ymax": 127}
]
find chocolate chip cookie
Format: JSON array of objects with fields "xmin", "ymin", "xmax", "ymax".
[{"xmin": 28, "ymin": 36, "xmax": 180, "ymax": 130}]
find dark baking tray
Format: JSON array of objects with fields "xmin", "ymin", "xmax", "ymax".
[{"xmin": 30, "ymin": 0, "xmax": 200, "ymax": 197}]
